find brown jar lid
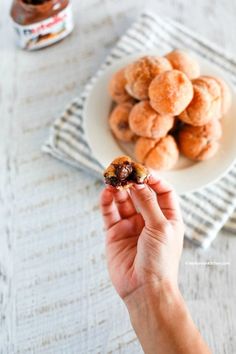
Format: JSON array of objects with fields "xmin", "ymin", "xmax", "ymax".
[{"xmin": 11, "ymin": 0, "xmax": 70, "ymax": 25}]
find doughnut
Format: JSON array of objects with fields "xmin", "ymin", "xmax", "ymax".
[
  {"xmin": 109, "ymin": 102, "xmax": 135, "ymax": 142},
  {"xmin": 178, "ymin": 120, "xmax": 222, "ymax": 160},
  {"xmin": 104, "ymin": 155, "xmax": 149, "ymax": 189},
  {"xmin": 129, "ymin": 100, "xmax": 174, "ymax": 139},
  {"xmin": 125, "ymin": 56, "xmax": 172, "ymax": 100},
  {"xmin": 135, "ymin": 135, "xmax": 179, "ymax": 170},
  {"xmin": 149, "ymin": 70, "xmax": 193, "ymax": 116},
  {"xmin": 106, "ymin": 51, "xmax": 228, "ymax": 170},
  {"xmin": 205, "ymin": 76, "xmax": 232, "ymax": 115},
  {"xmin": 178, "ymin": 76, "xmax": 221, "ymax": 126},
  {"xmin": 108, "ymin": 68, "xmax": 133, "ymax": 103},
  {"xmin": 165, "ymin": 49, "xmax": 200, "ymax": 79}
]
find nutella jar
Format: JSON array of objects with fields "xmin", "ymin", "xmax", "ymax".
[{"xmin": 10, "ymin": 0, "xmax": 74, "ymax": 50}]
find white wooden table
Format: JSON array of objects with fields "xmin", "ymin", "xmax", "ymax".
[{"xmin": 1, "ymin": 0, "xmax": 236, "ymax": 353}]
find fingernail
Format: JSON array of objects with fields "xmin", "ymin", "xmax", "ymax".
[{"xmin": 147, "ymin": 173, "xmax": 161, "ymax": 185}]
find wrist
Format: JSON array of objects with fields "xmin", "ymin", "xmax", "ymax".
[
  {"xmin": 124, "ymin": 280, "xmax": 211, "ymax": 354},
  {"xmin": 124, "ymin": 279, "xmax": 182, "ymax": 320},
  {"xmin": 124, "ymin": 280, "xmax": 189, "ymax": 346}
]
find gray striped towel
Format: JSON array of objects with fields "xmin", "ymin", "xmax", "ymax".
[{"xmin": 43, "ymin": 11, "xmax": 236, "ymax": 248}]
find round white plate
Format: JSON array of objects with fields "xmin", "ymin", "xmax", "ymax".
[{"xmin": 84, "ymin": 52, "xmax": 236, "ymax": 195}]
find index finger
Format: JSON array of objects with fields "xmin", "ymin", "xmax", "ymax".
[
  {"xmin": 100, "ymin": 188, "xmax": 121, "ymax": 229},
  {"xmin": 148, "ymin": 174, "xmax": 183, "ymax": 222}
]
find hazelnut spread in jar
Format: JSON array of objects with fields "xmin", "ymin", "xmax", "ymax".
[{"xmin": 10, "ymin": 0, "xmax": 74, "ymax": 50}]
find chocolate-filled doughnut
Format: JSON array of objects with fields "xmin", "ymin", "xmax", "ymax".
[
  {"xmin": 129, "ymin": 101, "xmax": 174, "ymax": 139},
  {"xmin": 179, "ymin": 76, "xmax": 221, "ymax": 126},
  {"xmin": 108, "ymin": 68, "xmax": 133, "ymax": 104},
  {"xmin": 165, "ymin": 49, "xmax": 200, "ymax": 79},
  {"xmin": 125, "ymin": 56, "xmax": 172, "ymax": 100},
  {"xmin": 149, "ymin": 70, "xmax": 193, "ymax": 116},
  {"xmin": 135, "ymin": 135, "xmax": 179, "ymax": 170},
  {"xmin": 205, "ymin": 76, "xmax": 232, "ymax": 115},
  {"xmin": 178, "ymin": 120, "xmax": 222, "ymax": 160},
  {"xmin": 104, "ymin": 156, "xmax": 149, "ymax": 189},
  {"xmin": 109, "ymin": 102, "xmax": 135, "ymax": 142}
]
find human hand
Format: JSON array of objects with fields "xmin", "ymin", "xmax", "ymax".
[
  {"xmin": 100, "ymin": 177, "xmax": 212, "ymax": 354},
  {"xmin": 100, "ymin": 174, "xmax": 184, "ymax": 301}
]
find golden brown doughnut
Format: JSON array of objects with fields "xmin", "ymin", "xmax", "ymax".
[
  {"xmin": 129, "ymin": 100, "xmax": 174, "ymax": 139},
  {"xmin": 178, "ymin": 120, "xmax": 222, "ymax": 160},
  {"xmin": 165, "ymin": 49, "xmax": 200, "ymax": 79},
  {"xmin": 204, "ymin": 76, "xmax": 232, "ymax": 115},
  {"xmin": 125, "ymin": 56, "xmax": 172, "ymax": 100},
  {"xmin": 178, "ymin": 76, "xmax": 221, "ymax": 126},
  {"xmin": 135, "ymin": 135, "xmax": 179, "ymax": 170},
  {"xmin": 104, "ymin": 155, "xmax": 149, "ymax": 188},
  {"xmin": 108, "ymin": 68, "xmax": 133, "ymax": 103},
  {"xmin": 149, "ymin": 70, "xmax": 193, "ymax": 116},
  {"xmin": 109, "ymin": 102, "xmax": 135, "ymax": 142}
]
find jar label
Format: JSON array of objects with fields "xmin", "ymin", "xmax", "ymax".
[{"xmin": 12, "ymin": 4, "xmax": 74, "ymax": 50}]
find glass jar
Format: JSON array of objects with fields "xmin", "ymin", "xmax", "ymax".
[{"xmin": 10, "ymin": 0, "xmax": 74, "ymax": 50}]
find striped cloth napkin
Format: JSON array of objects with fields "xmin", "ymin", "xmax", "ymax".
[{"xmin": 43, "ymin": 11, "xmax": 236, "ymax": 248}]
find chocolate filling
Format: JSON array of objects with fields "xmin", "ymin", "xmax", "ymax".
[
  {"xmin": 117, "ymin": 121, "xmax": 129, "ymax": 131},
  {"xmin": 115, "ymin": 163, "xmax": 133, "ymax": 181},
  {"xmin": 105, "ymin": 161, "xmax": 142, "ymax": 187}
]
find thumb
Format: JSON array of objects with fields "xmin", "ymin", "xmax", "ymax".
[{"xmin": 130, "ymin": 184, "xmax": 166, "ymax": 226}]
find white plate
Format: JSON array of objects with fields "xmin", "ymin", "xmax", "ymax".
[{"xmin": 84, "ymin": 52, "xmax": 236, "ymax": 195}]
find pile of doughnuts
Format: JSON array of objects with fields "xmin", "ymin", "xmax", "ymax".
[{"xmin": 108, "ymin": 50, "xmax": 232, "ymax": 170}]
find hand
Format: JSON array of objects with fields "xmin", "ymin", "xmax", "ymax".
[
  {"xmin": 100, "ymin": 174, "xmax": 184, "ymax": 301},
  {"xmin": 100, "ymin": 177, "xmax": 211, "ymax": 354}
]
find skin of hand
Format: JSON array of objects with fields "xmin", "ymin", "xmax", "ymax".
[
  {"xmin": 100, "ymin": 174, "xmax": 184, "ymax": 299},
  {"xmin": 100, "ymin": 174, "xmax": 211, "ymax": 354}
]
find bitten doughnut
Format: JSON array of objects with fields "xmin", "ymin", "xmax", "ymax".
[
  {"xmin": 179, "ymin": 76, "xmax": 221, "ymax": 126},
  {"xmin": 104, "ymin": 155, "xmax": 149, "ymax": 189},
  {"xmin": 165, "ymin": 49, "xmax": 200, "ymax": 79},
  {"xmin": 108, "ymin": 68, "xmax": 133, "ymax": 103},
  {"xmin": 125, "ymin": 56, "xmax": 172, "ymax": 100},
  {"xmin": 129, "ymin": 100, "xmax": 174, "ymax": 139},
  {"xmin": 178, "ymin": 120, "xmax": 222, "ymax": 161},
  {"xmin": 149, "ymin": 70, "xmax": 193, "ymax": 115},
  {"xmin": 205, "ymin": 76, "xmax": 232, "ymax": 115},
  {"xmin": 109, "ymin": 102, "xmax": 135, "ymax": 142},
  {"xmin": 135, "ymin": 135, "xmax": 179, "ymax": 170}
]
